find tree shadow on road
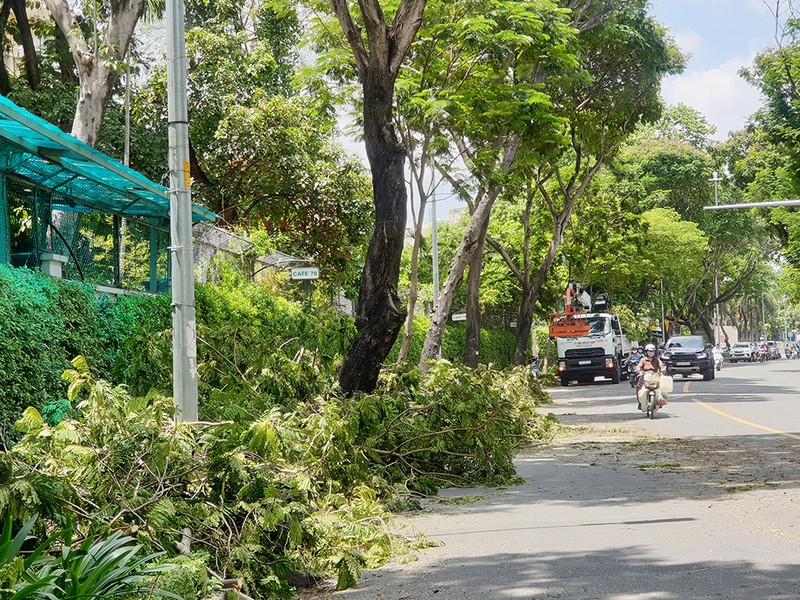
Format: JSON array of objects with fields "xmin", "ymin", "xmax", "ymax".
[{"xmin": 331, "ymin": 547, "xmax": 800, "ymax": 599}]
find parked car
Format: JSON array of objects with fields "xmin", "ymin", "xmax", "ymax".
[
  {"xmin": 661, "ymin": 335, "xmax": 715, "ymax": 380},
  {"xmin": 767, "ymin": 341, "xmax": 781, "ymax": 359},
  {"xmin": 730, "ymin": 342, "xmax": 755, "ymax": 363}
]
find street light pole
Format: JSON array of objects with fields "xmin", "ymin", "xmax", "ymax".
[
  {"xmin": 709, "ymin": 171, "xmax": 723, "ymax": 346},
  {"xmin": 710, "ymin": 171, "xmax": 722, "ymax": 206},
  {"xmin": 430, "ymin": 193, "xmax": 441, "ymax": 359},
  {"xmin": 166, "ymin": 0, "xmax": 198, "ymax": 422}
]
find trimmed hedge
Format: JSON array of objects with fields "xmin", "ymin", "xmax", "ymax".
[
  {"xmin": 1, "ymin": 265, "xmax": 516, "ymax": 432},
  {"xmin": 0, "ymin": 266, "xmax": 113, "ymax": 432}
]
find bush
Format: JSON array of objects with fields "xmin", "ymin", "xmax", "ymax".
[
  {"xmin": 387, "ymin": 317, "xmax": 516, "ymax": 368},
  {"xmin": 0, "ymin": 266, "xmax": 357, "ymax": 427},
  {"xmin": 150, "ymin": 553, "xmax": 210, "ymax": 600},
  {"xmin": 0, "ymin": 266, "xmax": 112, "ymax": 433}
]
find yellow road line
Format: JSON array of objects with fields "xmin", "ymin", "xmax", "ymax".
[
  {"xmin": 682, "ymin": 379, "xmax": 800, "ymax": 441},
  {"xmin": 692, "ymin": 399, "xmax": 800, "ymax": 441}
]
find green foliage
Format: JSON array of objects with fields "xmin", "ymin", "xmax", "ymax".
[
  {"xmin": 149, "ymin": 553, "xmax": 210, "ymax": 600},
  {"xmin": 31, "ymin": 528, "xmax": 176, "ymax": 600},
  {"xmin": 0, "ymin": 266, "xmax": 113, "ymax": 433},
  {"xmin": 614, "ymin": 304, "xmax": 651, "ymax": 344},
  {"xmin": 0, "ymin": 517, "xmax": 178, "ymax": 600},
  {"xmin": 0, "ymin": 266, "xmax": 359, "ymax": 426},
  {"xmin": 7, "ymin": 353, "xmax": 554, "ymax": 597},
  {"xmin": 387, "ymin": 317, "xmax": 515, "ymax": 368}
]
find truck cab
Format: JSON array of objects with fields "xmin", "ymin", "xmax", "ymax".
[{"xmin": 551, "ymin": 312, "xmax": 630, "ymax": 387}]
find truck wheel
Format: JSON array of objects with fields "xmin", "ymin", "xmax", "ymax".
[
  {"xmin": 702, "ymin": 365, "xmax": 713, "ymax": 381},
  {"xmin": 610, "ymin": 362, "xmax": 621, "ymax": 384},
  {"xmin": 560, "ymin": 376, "xmax": 570, "ymax": 387}
]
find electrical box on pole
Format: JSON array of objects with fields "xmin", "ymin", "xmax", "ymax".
[{"xmin": 166, "ymin": 0, "xmax": 198, "ymax": 422}]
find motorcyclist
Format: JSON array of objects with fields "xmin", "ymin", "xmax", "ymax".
[
  {"xmin": 636, "ymin": 343, "xmax": 663, "ymax": 411},
  {"xmin": 528, "ymin": 355, "xmax": 541, "ymax": 378},
  {"xmin": 626, "ymin": 344, "xmax": 643, "ymax": 368},
  {"xmin": 712, "ymin": 344, "xmax": 723, "ymax": 370}
]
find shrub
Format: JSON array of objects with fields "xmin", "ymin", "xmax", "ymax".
[
  {"xmin": 0, "ymin": 266, "xmax": 357, "ymax": 427},
  {"xmin": 0, "ymin": 266, "xmax": 112, "ymax": 433},
  {"xmin": 387, "ymin": 317, "xmax": 516, "ymax": 368},
  {"xmin": 150, "ymin": 553, "xmax": 210, "ymax": 600}
]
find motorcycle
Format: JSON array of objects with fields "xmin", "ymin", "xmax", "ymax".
[
  {"xmin": 638, "ymin": 372, "xmax": 670, "ymax": 419},
  {"xmin": 713, "ymin": 347, "xmax": 723, "ymax": 371},
  {"xmin": 757, "ymin": 346, "xmax": 769, "ymax": 362},
  {"xmin": 627, "ymin": 362, "xmax": 639, "ymax": 388}
]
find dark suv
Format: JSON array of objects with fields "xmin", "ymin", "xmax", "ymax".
[{"xmin": 661, "ymin": 335, "xmax": 715, "ymax": 380}]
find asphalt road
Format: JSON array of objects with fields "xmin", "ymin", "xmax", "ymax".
[{"xmin": 324, "ymin": 359, "xmax": 800, "ymax": 600}]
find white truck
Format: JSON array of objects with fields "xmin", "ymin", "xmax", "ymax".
[{"xmin": 550, "ymin": 287, "xmax": 632, "ymax": 387}]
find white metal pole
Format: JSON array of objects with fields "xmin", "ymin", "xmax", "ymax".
[
  {"xmin": 660, "ymin": 278, "xmax": 666, "ymax": 341},
  {"xmin": 710, "ymin": 171, "xmax": 721, "ymax": 206},
  {"xmin": 166, "ymin": 0, "xmax": 198, "ymax": 422},
  {"xmin": 431, "ymin": 193, "xmax": 441, "ymax": 359},
  {"xmin": 714, "ymin": 271, "xmax": 720, "ymax": 346}
]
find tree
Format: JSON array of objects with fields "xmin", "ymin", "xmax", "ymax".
[
  {"xmin": 200, "ymin": 94, "xmax": 374, "ymax": 284},
  {"xmin": 633, "ymin": 103, "xmax": 716, "ymax": 150},
  {"xmin": 417, "ymin": 0, "xmax": 582, "ymax": 369},
  {"xmin": 44, "ymin": 0, "xmax": 148, "ymax": 146},
  {"xmin": 484, "ymin": 0, "xmax": 682, "ymax": 363},
  {"xmin": 329, "ymin": 0, "xmax": 427, "ymax": 393}
]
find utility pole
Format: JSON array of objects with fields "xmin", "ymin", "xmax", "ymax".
[
  {"xmin": 709, "ymin": 172, "xmax": 723, "ymax": 346},
  {"xmin": 660, "ymin": 278, "xmax": 666, "ymax": 341},
  {"xmin": 430, "ymin": 192, "xmax": 441, "ymax": 359},
  {"xmin": 166, "ymin": 0, "xmax": 198, "ymax": 422}
]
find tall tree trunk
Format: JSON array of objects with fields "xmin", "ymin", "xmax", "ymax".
[
  {"xmin": 12, "ymin": 0, "xmax": 39, "ymax": 89},
  {"xmin": 328, "ymin": 0, "xmax": 427, "ymax": 392},
  {"xmin": 514, "ymin": 284, "xmax": 535, "ymax": 365},
  {"xmin": 338, "ymin": 69, "xmax": 408, "ymax": 393},
  {"xmin": 45, "ymin": 0, "xmax": 146, "ymax": 146},
  {"xmin": 463, "ymin": 232, "xmax": 485, "ymax": 367},
  {"xmin": 420, "ymin": 139, "xmax": 521, "ymax": 369},
  {"xmin": 397, "ymin": 206, "xmax": 425, "ymax": 362},
  {"xmin": 420, "ymin": 188, "xmax": 496, "ymax": 369},
  {"xmin": 73, "ymin": 66, "xmax": 118, "ymax": 147},
  {"xmin": 0, "ymin": 0, "xmax": 11, "ymax": 96}
]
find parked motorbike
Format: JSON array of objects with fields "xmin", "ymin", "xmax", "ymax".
[
  {"xmin": 638, "ymin": 372, "xmax": 670, "ymax": 419},
  {"xmin": 713, "ymin": 347, "xmax": 723, "ymax": 371}
]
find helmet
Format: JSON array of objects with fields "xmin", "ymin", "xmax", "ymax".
[{"xmin": 644, "ymin": 343, "xmax": 657, "ymax": 356}]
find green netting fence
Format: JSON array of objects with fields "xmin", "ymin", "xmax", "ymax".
[{"xmin": 4, "ymin": 174, "xmax": 170, "ymax": 292}]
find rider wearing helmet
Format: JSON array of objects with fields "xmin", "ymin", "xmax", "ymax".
[
  {"xmin": 626, "ymin": 343, "xmax": 643, "ymax": 368},
  {"xmin": 635, "ymin": 343, "xmax": 663, "ymax": 411}
]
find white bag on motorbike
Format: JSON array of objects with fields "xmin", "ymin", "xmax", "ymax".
[
  {"xmin": 637, "ymin": 387, "xmax": 648, "ymax": 405},
  {"xmin": 660, "ymin": 374, "xmax": 673, "ymax": 394}
]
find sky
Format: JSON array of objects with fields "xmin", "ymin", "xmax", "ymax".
[{"xmin": 650, "ymin": 0, "xmax": 782, "ymax": 139}]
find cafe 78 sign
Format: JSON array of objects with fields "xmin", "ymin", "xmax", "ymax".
[{"xmin": 290, "ymin": 266, "xmax": 320, "ymax": 280}]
